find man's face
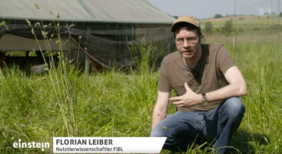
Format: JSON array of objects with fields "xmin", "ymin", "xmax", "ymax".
[{"xmin": 175, "ymin": 28, "xmax": 200, "ymax": 59}]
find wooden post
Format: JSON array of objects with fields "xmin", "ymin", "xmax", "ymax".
[
  {"xmin": 85, "ymin": 27, "xmax": 91, "ymax": 77},
  {"xmin": 85, "ymin": 54, "xmax": 90, "ymax": 77},
  {"xmin": 233, "ymin": 36, "xmax": 235, "ymax": 52},
  {"xmin": 278, "ymin": 0, "xmax": 280, "ymax": 55},
  {"xmin": 234, "ymin": 0, "xmax": 237, "ymax": 52}
]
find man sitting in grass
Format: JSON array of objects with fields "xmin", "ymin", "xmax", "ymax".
[{"xmin": 150, "ymin": 16, "xmax": 247, "ymax": 154}]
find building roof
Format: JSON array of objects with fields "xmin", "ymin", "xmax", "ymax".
[{"xmin": 0, "ymin": 0, "xmax": 175, "ymax": 24}]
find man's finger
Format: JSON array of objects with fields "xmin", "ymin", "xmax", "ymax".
[
  {"xmin": 173, "ymin": 101, "xmax": 193, "ymax": 108},
  {"xmin": 172, "ymin": 101, "xmax": 182, "ymax": 107},
  {"xmin": 169, "ymin": 96, "xmax": 182, "ymax": 101}
]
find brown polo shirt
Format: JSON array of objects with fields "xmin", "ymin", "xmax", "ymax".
[{"xmin": 158, "ymin": 44, "xmax": 236, "ymax": 111}]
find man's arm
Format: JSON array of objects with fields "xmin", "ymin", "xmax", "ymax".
[
  {"xmin": 205, "ymin": 65, "xmax": 247, "ymax": 102},
  {"xmin": 151, "ymin": 91, "xmax": 170, "ymax": 130},
  {"xmin": 169, "ymin": 66, "xmax": 247, "ymax": 107}
]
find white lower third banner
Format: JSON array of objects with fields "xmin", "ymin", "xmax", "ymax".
[{"xmin": 53, "ymin": 137, "xmax": 166, "ymax": 153}]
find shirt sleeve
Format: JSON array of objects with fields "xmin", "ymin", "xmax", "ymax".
[
  {"xmin": 216, "ymin": 45, "xmax": 236, "ymax": 74},
  {"xmin": 158, "ymin": 58, "xmax": 171, "ymax": 92}
]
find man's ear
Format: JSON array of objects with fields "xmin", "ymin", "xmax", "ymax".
[{"xmin": 199, "ymin": 35, "xmax": 204, "ymax": 43}]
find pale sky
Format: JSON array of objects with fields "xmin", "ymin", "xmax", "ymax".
[{"xmin": 147, "ymin": 0, "xmax": 281, "ymax": 19}]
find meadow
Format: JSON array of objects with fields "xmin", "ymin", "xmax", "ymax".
[
  {"xmin": 0, "ymin": 22, "xmax": 282, "ymax": 154},
  {"xmin": 200, "ymin": 15, "xmax": 282, "ymax": 27}
]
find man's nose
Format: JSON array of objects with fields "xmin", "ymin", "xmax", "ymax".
[{"xmin": 182, "ymin": 39, "xmax": 191, "ymax": 47}]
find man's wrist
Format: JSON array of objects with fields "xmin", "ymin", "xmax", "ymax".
[
  {"xmin": 201, "ymin": 93, "xmax": 208, "ymax": 105},
  {"xmin": 198, "ymin": 94, "xmax": 203, "ymax": 104}
]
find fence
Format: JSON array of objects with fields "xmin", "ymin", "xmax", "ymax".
[{"xmin": 202, "ymin": 0, "xmax": 282, "ymax": 54}]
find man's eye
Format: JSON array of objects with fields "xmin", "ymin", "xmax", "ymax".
[{"xmin": 189, "ymin": 37, "xmax": 197, "ymax": 40}]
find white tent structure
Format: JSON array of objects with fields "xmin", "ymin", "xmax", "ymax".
[{"xmin": 0, "ymin": 0, "xmax": 175, "ymax": 71}]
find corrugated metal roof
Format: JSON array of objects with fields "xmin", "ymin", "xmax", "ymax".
[{"xmin": 0, "ymin": 0, "xmax": 175, "ymax": 24}]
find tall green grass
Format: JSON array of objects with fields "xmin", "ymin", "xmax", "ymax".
[
  {"xmin": 0, "ymin": 36, "xmax": 281, "ymax": 153},
  {"xmin": 229, "ymin": 41, "xmax": 282, "ymax": 153}
]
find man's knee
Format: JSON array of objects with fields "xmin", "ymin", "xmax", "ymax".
[
  {"xmin": 221, "ymin": 97, "xmax": 245, "ymax": 119},
  {"xmin": 150, "ymin": 127, "xmax": 165, "ymax": 137},
  {"xmin": 150, "ymin": 124, "xmax": 179, "ymax": 141}
]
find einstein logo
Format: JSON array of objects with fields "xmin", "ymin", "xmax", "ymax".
[{"xmin": 13, "ymin": 139, "xmax": 50, "ymax": 151}]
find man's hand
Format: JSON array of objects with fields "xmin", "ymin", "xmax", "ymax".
[{"xmin": 169, "ymin": 82, "xmax": 202, "ymax": 108}]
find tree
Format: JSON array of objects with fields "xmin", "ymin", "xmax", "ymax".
[
  {"xmin": 205, "ymin": 22, "xmax": 213, "ymax": 35},
  {"xmin": 222, "ymin": 20, "xmax": 233, "ymax": 36},
  {"xmin": 280, "ymin": 12, "xmax": 282, "ymax": 17},
  {"xmin": 214, "ymin": 14, "xmax": 223, "ymax": 18}
]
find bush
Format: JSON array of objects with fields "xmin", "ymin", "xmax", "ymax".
[
  {"xmin": 205, "ymin": 22, "xmax": 213, "ymax": 35},
  {"xmin": 214, "ymin": 14, "xmax": 223, "ymax": 18},
  {"xmin": 239, "ymin": 17, "xmax": 245, "ymax": 20},
  {"xmin": 222, "ymin": 20, "xmax": 233, "ymax": 36}
]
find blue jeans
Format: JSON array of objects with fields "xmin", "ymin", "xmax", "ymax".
[{"xmin": 150, "ymin": 97, "xmax": 245, "ymax": 154}]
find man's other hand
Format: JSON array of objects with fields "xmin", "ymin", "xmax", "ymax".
[{"xmin": 169, "ymin": 82, "xmax": 202, "ymax": 107}]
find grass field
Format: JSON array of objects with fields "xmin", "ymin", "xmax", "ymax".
[
  {"xmin": 200, "ymin": 15, "xmax": 282, "ymax": 29},
  {"xmin": 0, "ymin": 31, "xmax": 281, "ymax": 154}
]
